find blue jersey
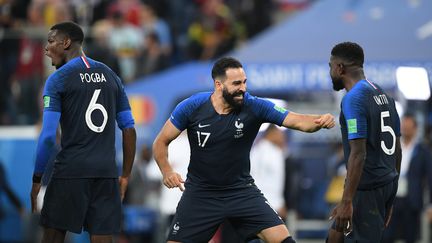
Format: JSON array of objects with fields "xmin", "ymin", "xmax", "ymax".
[
  {"xmin": 43, "ymin": 56, "xmax": 131, "ymax": 178},
  {"xmin": 340, "ymin": 79, "xmax": 400, "ymax": 190},
  {"xmin": 170, "ymin": 92, "xmax": 289, "ymax": 190}
]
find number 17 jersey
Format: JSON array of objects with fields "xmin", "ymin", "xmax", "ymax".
[
  {"xmin": 340, "ymin": 79, "xmax": 401, "ymax": 190},
  {"xmin": 43, "ymin": 56, "xmax": 131, "ymax": 178},
  {"xmin": 170, "ymin": 92, "xmax": 289, "ymax": 191}
]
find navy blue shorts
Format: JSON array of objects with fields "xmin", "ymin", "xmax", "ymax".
[
  {"xmin": 167, "ymin": 183, "xmax": 284, "ymax": 242},
  {"xmin": 331, "ymin": 178, "xmax": 398, "ymax": 242},
  {"xmin": 40, "ymin": 178, "xmax": 121, "ymax": 234}
]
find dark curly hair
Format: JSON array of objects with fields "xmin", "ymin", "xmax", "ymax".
[
  {"xmin": 331, "ymin": 42, "xmax": 364, "ymax": 67},
  {"xmin": 50, "ymin": 21, "xmax": 84, "ymax": 44}
]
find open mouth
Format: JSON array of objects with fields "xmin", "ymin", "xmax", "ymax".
[{"xmin": 234, "ymin": 92, "xmax": 244, "ymax": 98}]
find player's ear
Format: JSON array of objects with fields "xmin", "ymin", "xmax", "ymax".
[
  {"xmin": 63, "ymin": 38, "xmax": 72, "ymax": 50},
  {"xmin": 214, "ymin": 79, "xmax": 223, "ymax": 90},
  {"xmin": 337, "ymin": 63, "xmax": 345, "ymax": 75}
]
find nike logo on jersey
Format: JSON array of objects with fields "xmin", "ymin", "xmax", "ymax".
[{"xmin": 198, "ymin": 123, "xmax": 211, "ymax": 128}]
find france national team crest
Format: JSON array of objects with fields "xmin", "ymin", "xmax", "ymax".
[
  {"xmin": 234, "ymin": 118, "xmax": 244, "ymax": 138},
  {"xmin": 172, "ymin": 222, "xmax": 180, "ymax": 235}
]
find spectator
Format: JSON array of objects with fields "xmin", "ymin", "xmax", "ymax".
[
  {"xmin": 106, "ymin": 0, "xmax": 142, "ymax": 26},
  {"xmin": 187, "ymin": 0, "xmax": 238, "ymax": 60},
  {"xmin": 11, "ymin": 2, "xmax": 46, "ymax": 124},
  {"xmin": 136, "ymin": 31, "xmax": 169, "ymax": 78},
  {"xmin": 84, "ymin": 19, "xmax": 120, "ymax": 76},
  {"xmin": 107, "ymin": 10, "xmax": 143, "ymax": 83},
  {"xmin": 250, "ymin": 124, "xmax": 288, "ymax": 219},
  {"xmin": 0, "ymin": 0, "xmax": 20, "ymax": 124},
  {"xmin": 139, "ymin": 3, "xmax": 172, "ymax": 56}
]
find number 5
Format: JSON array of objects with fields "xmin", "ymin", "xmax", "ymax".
[
  {"xmin": 85, "ymin": 89, "xmax": 108, "ymax": 133},
  {"xmin": 380, "ymin": 111, "xmax": 396, "ymax": 155}
]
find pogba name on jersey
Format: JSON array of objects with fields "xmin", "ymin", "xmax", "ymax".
[{"xmin": 80, "ymin": 72, "xmax": 107, "ymax": 83}]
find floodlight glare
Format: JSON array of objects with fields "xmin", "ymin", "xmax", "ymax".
[
  {"xmin": 394, "ymin": 101, "xmax": 404, "ymax": 118},
  {"xmin": 396, "ymin": 66, "xmax": 430, "ymax": 100}
]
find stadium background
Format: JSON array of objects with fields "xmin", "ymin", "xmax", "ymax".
[{"xmin": 1, "ymin": 0, "xmax": 432, "ymax": 242}]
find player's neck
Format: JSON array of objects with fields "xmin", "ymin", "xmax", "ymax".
[
  {"xmin": 345, "ymin": 71, "xmax": 365, "ymax": 91},
  {"xmin": 211, "ymin": 92, "xmax": 233, "ymax": 114},
  {"xmin": 66, "ymin": 47, "xmax": 84, "ymax": 63}
]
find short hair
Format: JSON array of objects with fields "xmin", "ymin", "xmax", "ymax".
[
  {"xmin": 211, "ymin": 57, "xmax": 243, "ymax": 81},
  {"xmin": 50, "ymin": 22, "xmax": 84, "ymax": 44},
  {"xmin": 331, "ymin": 42, "xmax": 364, "ymax": 67}
]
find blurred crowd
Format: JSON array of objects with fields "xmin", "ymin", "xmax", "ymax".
[{"xmin": 0, "ymin": 0, "xmax": 313, "ymax": 126}]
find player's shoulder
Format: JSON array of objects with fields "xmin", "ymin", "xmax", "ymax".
[
  {"xmin": 173, "ymin": 92, "xmax": 211, "ymax": 114},
  {"xmin": 243, "ymin": 92, "xmax": 257, "ymax": 105},
  {"xmin": 243, "ymin": 92, "xmax": 272, "ymax": 108},
  {"xmin": 344, "ymin": 80, "xmax": 370, "ymax": 101},
  {"xmin": 45, "ymin": 67, "xmax": 67, "ymax": 90},
  {"xmin": 181, "ymin": 92, "xmax": 212, "ymax": 106}
]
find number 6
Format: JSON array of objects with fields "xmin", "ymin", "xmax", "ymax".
[{"xmin": 85, "ymin": 89, "xmax": 108, "ymax": 133}]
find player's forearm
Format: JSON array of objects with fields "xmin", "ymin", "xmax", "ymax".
[
  {"xmin": 295, "ymin": 114, "xmax": 323, "ymax": 133},
  {"xmin": 342, "ymin": 150, "xmax": 365, "ymax": 203},
  {"xmin": 284, "ymin": 112, "xmax": 321, "ymax": 132},
  {"xmin": 121, "ymin": 127, "xmax": 136, "ymax": 178},
  {"xmin": 33, "ymin": 111, "xmax": 60, "ymax": 180},
  {"xmin": 152, "ymin": 138, "xmax": 173, "ymax": 175}
]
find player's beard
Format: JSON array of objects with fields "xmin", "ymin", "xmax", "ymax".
[
  {"xmin": 332, "ymin": 77, "xmax": 344, "ymax": 91},
  {"xmin": 222, "ymin": 87, "xmax": 244, "ymax": 112}
]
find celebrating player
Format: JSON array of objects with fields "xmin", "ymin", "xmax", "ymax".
[{"xmin": 153, "ymin": 56, "xmax": 335, "ymax": 243}]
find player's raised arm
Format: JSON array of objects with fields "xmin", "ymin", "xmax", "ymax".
[
  {"xmin": 153, "ymin": 119, "xmax": 185, "ymax": 191},
  {"xmin": 282, "ymin": 111, "xmax": 335, "ymax": 133}
]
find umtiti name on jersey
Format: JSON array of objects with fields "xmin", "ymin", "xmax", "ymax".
[
  {"xmin": 373, "ymin": 94, "xmax": 389, "ymax": 106},
  {"xmin": 80, "ymin": 73, "xmax": 107, "ymax": 83}
]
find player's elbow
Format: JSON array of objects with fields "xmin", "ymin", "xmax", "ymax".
[
  {"xmin": 117, "ymin": 110, "xmax": 135, "ymax": 129},
  {"xmin": 39, "ymin": 130, "xmax": 56, "ymax": 149}
]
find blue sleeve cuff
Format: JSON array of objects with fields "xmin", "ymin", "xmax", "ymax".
[
  {"xmin": 34, "ymin": 111, "xmax": 60, "ymax": 174},
  {"xmin": 116, "ymin": 110, "xmax": 135, "ymax": 129}
]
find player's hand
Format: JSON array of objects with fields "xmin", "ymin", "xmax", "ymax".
[
  {"xmin": 329, "ymin": 200, "xmax": 353, "ymax": 235},
  {"xmin": 30, "ymin": 182, "xmax": 41, "ymax": 213},
  {"xmin": 162, "ymin": 171, "xmax": 185, "ymax": 191},
  {"xmin": 314, "ymin": 113, "xmax": 335, "ymax": 129},
  {"xmin": 119, "ymin": 176, "xmax": 129, "ymax": 202}
]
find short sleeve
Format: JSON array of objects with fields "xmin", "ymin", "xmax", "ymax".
[
  {"xmin": 115, "ymin": 75, "xmax": 131, "ymax": 113},
  {"xmin": 42, "ymin": 72, "xmax": 63, "ymax": 112},
  {"xmin": 170, "ymin": 98, "xmax": 192, "ymax": 131},
  {"xmin": 170, "ymin": 92, "xmax": 210, "ymax": 131},
  {"xmin": 342, "ymin": 92, "xmax": 367, "ymax": 140},
  {"xmin": 247, "ymin": 94, "xmax": 289, "ymax": 126}
]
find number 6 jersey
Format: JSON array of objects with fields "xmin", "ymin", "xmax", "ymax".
[
  {"xmin": 43, "ymin": 56, "xmax": 131, "ymax": 178},
  {"xmin": 340, "ymin": 79, "xmax": 401, "ymax": 190}
]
